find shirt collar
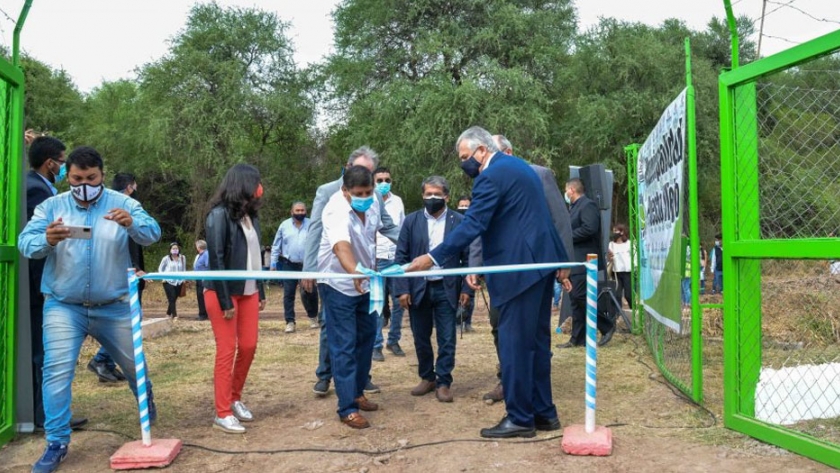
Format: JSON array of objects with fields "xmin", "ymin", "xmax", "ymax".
[
  {"xmin": 424, "ymin": 207, "xmax": 447, "ymax": 221},
  {"xmin": 36, "ymin": 172, "xmax": 58, "ymax": 195}
]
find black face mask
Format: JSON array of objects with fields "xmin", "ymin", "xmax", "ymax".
[
  {"xmin": 423, "ymin": 197, "xmax": 446, "ymax": 215},
  {"xmin": 611, "ymin": 232, "xmax": 622, "ymax": 241}
]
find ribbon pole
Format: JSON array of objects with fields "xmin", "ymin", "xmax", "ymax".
[
  {"xmin": 128, "ymin": 268, "xmax": 152, "ymax": 446},
  {"xmin": 585, "ymin": 255, "xmax": 598, "ymax": 434}
]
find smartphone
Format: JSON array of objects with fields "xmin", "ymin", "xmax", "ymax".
[{"xmin": 61, "ymin": 225, "xmax": 93, "ymax": 240}]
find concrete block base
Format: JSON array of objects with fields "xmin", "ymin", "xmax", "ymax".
[
  {"xmin": 110, "ymin": 438, "xmax": 182, "ymax": 469},
  {"xmin": 561, "ymin": 424, "xmax": 613, "ymax": 456},
  {"xmin": 141, "ymin": 318, "xmax": 172, "ymax": 340}
]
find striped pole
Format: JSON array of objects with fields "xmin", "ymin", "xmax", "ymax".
[
  {"xmin": 584, "ymin": 255, "xmax": 598, "ymax": 434},
  {"xmin": 128, "ymin": 268, "xmax": 152, "ymax": 446}
]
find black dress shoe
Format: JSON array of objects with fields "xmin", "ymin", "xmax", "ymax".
[
  {"xmin": 556, "ymin": 341, "xmax": 583, "ymax": 349},
  {"xmin": 480, "ymin": 416, "xmax": 536, "ymax": 438},
  {"xmin": 535, "ymin": 416, "xmax": 561, "ymax": 431},
  {"xmin": 87, "ymin": 360, "xmax": 119, "ymax": 383},
  {"xmin": 110, "ymin": 366, "xmax": 127, "ymax": 381},
  {"xmin": 598, "ymin": 327, "xmax": 616, "ymax": 347}
]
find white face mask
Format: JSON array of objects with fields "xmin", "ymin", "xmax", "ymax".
[
  {"xmin": 171, "ymin": 249, "xmax": 180, "ymax": 255},
  {"xmin": 70, "ymin": 183, "xmax": 104, "ymax": 202},
  {"xmin": 564, "ymin": 193, "xmax": 572, "ymax": 205}
]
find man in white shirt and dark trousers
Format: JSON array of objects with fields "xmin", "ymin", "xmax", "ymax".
[
  {"xmin": 394, "ymin": 176, "xmax": 472, "ymax": 402},
  {"xmin": 372, "ymin": 167, "xmax": 406, "ymax": 361},
  {"xmin": 271, "ymin": 201, "xmax": 318, "ymax": 332},
  {"xmin": 319, "ymin": 165, "xmax": 383, "ymax": 429}
]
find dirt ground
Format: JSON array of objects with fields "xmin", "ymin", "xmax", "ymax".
[{"xmin": 0, "ymin": 283, "xmax": 834, "ymax": 472}]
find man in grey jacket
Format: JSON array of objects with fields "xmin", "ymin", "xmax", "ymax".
[
  {"xmin": 470, "ymin": 134, "xmax": 574, "ymax": 403},
  {"xmin": 302, "ymin": 146, "xmax": 402, "ymax": 397}
]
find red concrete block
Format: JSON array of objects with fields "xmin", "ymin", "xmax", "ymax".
[
  {"xmin": 110, "ymin": 438, "xmax": 183, "ymax": 470},
  {"xmin": 561, "ymin": 424, "xmax": 613, "ymax": 456}
]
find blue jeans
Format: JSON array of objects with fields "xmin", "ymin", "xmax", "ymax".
[
  {"xmin": 681, "ymin": 277, "xmax": 691, "ymax": 305},
  {"xmin": 409, "ymin": 281, "xmax": 457, "ymax": 387},
  {"xmin": 322, "ymin": 285, "xmax": 376, "ymax": 418},
  {"xmin": 42, "ymin": 297, "xmax": 153, "ymax": 444},
  {"xmin": 713, "ymin": 270, "xmax": 723, "ymax": 294},
  {"xmin": 374, "ymin": 259, "xmax": 403, "ymax": 349},
  {"xmin": 315, "ymin": 284, "xmax": 331, "ymax": 382},
  {"xmin": 553, "ymin": 281, "xmax": 561, "ymax": 307}
]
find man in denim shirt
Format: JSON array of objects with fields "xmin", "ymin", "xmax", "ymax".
[{"xmin": 18, "ymin": 147, "xmax": 162, "ymax": 473}]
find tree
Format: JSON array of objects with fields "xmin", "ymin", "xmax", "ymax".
[
  {"xmin": 136, "ymin": 3, "xmax": 317, "ymax": 236},
  {"xmin": 324, "ymin": 0, "xmax": 577, "ymax": 208},
  {"xmin": 18, "ymin": 54, "xmax": 84, "ymax": 140}
]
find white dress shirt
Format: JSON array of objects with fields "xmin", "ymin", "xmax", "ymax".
[
  {"xmin": 318, "ymin": 190, "xmax": 382, "ymax": 296},
  {"xmin": 425, "ymin": 208, "xmax": 447, "ymax": 281},
  {"xmin": 376, "ymin": 193, "xmax": 405, "ymax": 260}
]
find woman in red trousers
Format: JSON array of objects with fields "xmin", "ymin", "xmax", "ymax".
[{"xmin": 203, "ymin": 163, "xmax": 266, "ymax": 433}]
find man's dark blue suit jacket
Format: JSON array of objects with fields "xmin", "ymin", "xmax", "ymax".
[
  {"xmin": 394, "ymin": 209, "xmax": 471, "ymax": 310},
  {"xmin": 430, "ymin": 152, "xmax": 568, "ymax": 307}
]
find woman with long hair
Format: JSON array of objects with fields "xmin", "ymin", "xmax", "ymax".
[
  {"xmin": 203, "ymin": 163, "xmax": 267, "ymax": 434},
  {"xmin": 159, "ymin": 242, "xmax": 186, "ymax": 319}
]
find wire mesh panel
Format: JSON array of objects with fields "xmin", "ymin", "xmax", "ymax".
[
  {"xmin": 0, "ymin": 61, "xmax": 18, "ymax": 446},
  {"xmin": 722, "ymin": 40, "xmax": 840, "ymax": 468}
]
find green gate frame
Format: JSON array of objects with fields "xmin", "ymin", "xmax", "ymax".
[
  {"xmin": 0, "ymin": 1, "xmax": 31, "ymax": 447},
  {"xmin": 624, "ymin": 38, "xmax": 704, "ymax": 403},
  {"xmin": 719, "ymin": 28, "xmax": 840, "ymax": 469}
]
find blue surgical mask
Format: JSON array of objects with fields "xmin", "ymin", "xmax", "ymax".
[
  {"xmin": 55, "ymin": 162, "xmax": 67, "ymax": 183},
  {"xmin": 350, "ymin": 195, "xmax": 374, "ymax": 213},
  {"xmin": 564, "ymin": 194, "xmax": 571, "ymax": 205},
  {"xmin": 375, "ymin": 182, "xmax": 391, "ymax": 195}
]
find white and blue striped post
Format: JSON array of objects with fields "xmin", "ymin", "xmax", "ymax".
[
  {"xmin": 127, "ymin": 268, "xmax": 152, "ymax": 446},
  {"xmin": 584, "ymin": 257, "xmax": 598, "ymax": 434}
]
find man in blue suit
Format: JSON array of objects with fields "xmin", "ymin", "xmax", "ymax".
[
  {"xmin": 407, "ymin": 126, "xmax": 571, "ymax": 438},
  {"xmin": 394, "ymin": 176, "xmax": 472, "ymax": 403}
]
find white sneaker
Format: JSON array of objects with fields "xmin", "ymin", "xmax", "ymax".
[
  {"xmin": 213, "ymin": 415, "xmax": 245, "ymax": 434},
  {"xmin": 309, "ymin": 318, "xmax": 319, "ymax": 329},
  {"xmin": 231, "ymin": 400, "xmax": 253, "ymax": 422},
  {"xmin": 285, "ymin": 322, "xmax": 296, "ymax": 333}
]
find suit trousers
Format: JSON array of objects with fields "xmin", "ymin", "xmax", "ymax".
[
  {"xmin": 497, "ymin": 274, "xmax": 557, "ymax": 427},
  {"xmin": 409, "ymin": 281, "xmax": 457, "ymax": 387},
  {"xmin": 569, "ymin": 273, "xmax": 614, "ymax": 345}
]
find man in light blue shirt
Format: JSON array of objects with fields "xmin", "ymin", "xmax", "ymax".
[
  {"xmin": 18, "ymin": 146, "xmax": 162, "ymax": 473},
  {"xmin": 270, "ymin": 201, "xmax": 318, "ymax": 332}
]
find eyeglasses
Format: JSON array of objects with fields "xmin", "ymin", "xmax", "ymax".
[
  {"xmin": 375, "ymin": 178, "xmax": 392, "ymax": 183},
  {"xmin": 53, "ymin": 158, "xmax": 66, "ymax": 165}
]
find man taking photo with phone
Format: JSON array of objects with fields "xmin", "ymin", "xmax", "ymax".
[{"xmin": 18, "ymin": 146, "xmax": 162, "ymax": 473}]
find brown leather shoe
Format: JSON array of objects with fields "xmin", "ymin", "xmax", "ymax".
[
  {"xmin": 435, "ymin": 385, "xmax": 453, "ymax": 403},
  {"xmin": 340, "ymin": 412, "xmax": 370, "ymax": 429},
  {"xmin": 355, "ymin": 395, "xmax": 379, "ymax": 412},
  {"xmin": 411, "ymin": 379, "xmax": 436, "ymax": 396},
  {"xmin": 482, "ymin": 383, "xmax": 504, "ymax": 404}
]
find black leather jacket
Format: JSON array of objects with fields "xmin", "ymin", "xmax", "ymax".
[{"xmin": 204, "ymin": 205, "xmax": 266, "ymax": 311}]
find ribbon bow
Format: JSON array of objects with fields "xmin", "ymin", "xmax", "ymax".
[{"xmin": 355, "ymin": 263, "xmax": 406, "ymax": 316}]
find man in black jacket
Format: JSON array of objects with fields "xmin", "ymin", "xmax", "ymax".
[
  {"xmin": 559, "ymin": 178, "xmax": 615, "ymax": 348},
  {"xmin": 86, "ymin": 173, "xmax": 144, "ymax": 384},
  {"xmin": 394, "ymin": 176, "xmax": 472, "ymax": 403}
]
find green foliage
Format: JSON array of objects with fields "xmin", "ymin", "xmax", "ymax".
[
  {"xmin": 18, "ymin": 55, "xmax": 84, "ymax": 140},
  {"xmin": 19, "ymin": 0, "xmax": 831, "ymax": 251}
]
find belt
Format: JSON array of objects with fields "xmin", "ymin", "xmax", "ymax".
[
  {"xmin": 427, "ymin": 279, "xmax": 444, "ymax": 285},
  {"xmin": 81, "ymin": 296, "xmax": 128, "ymax": 308}
]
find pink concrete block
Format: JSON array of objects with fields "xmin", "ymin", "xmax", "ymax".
[
  {"xmin": 561, "ymin": 424, "xmax": 613, "ymax": 456},
  {"xmin": 110, "ymin": 438, "xmax": 183, "ymax": 470}
]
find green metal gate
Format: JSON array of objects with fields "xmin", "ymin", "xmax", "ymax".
[
  {"xmin": 0, "ymin": 1, "xmax": 30, "ymax": 447},
  {"xmin": 720, "ymin": 29, "xmax": 840, "ymax": 469}
]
